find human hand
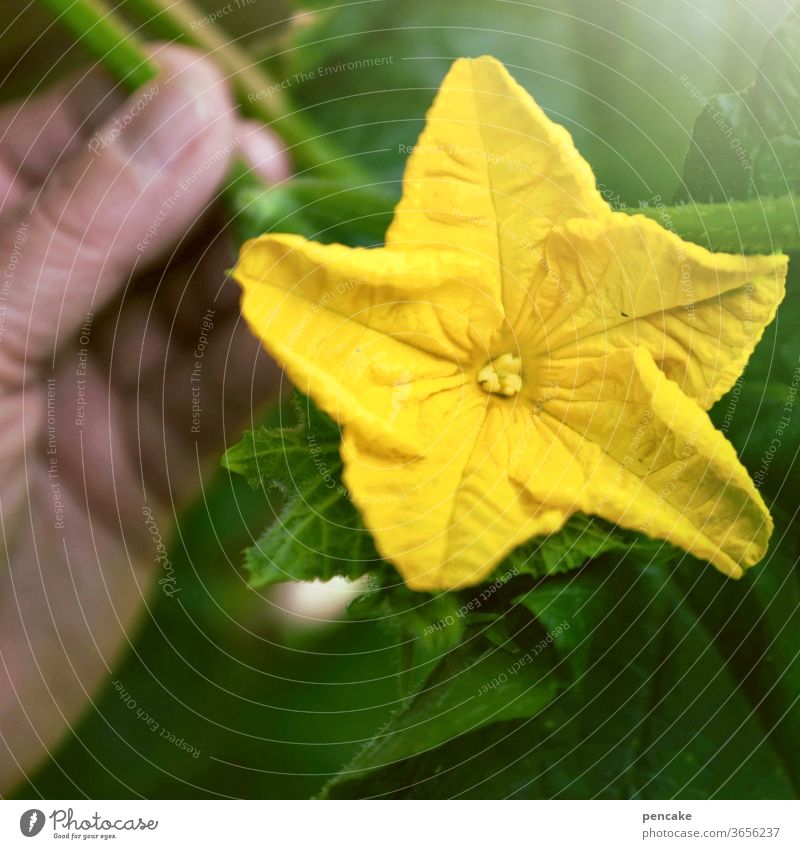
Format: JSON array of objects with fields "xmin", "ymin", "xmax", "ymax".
[{"xmin": 0, "ymin": 44, "xmax": 288, "ymax": 792}]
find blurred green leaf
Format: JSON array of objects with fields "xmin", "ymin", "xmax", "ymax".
[
  {"xmin": 677, "ymin": 4, "xmax": 800, "ymax": 203},
  {"xmin": 275, "ymin": 0, "xmax": 786, "ymax": 204},
  {"xmin": 275, "ymin": 1, "xmax": 584, "ymax": 186}
]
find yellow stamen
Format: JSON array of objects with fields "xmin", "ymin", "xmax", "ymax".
[{"xmin": 478, "ymin": 353, "xmax": 522, "ymax": 397}]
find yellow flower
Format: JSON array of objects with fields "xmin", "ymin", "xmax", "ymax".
[{"xmin": 234, "ymin": 56, "xmax": 788, "ymax": 592}]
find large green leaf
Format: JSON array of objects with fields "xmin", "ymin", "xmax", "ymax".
[
  {"xmin": 325, "ymin": 549, "xmax": 799, "ymax": 798},
  {"xmin": 321, "ymin": 622, "xmax": 561, "ymax": 797}
]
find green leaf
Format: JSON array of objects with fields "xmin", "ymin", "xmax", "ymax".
[
  {"xmin": 325, "ymin": 548, "xmax": 798, "ymax": 798},
  {"xmin": 349, "ymin": 577, "xmax": 467, "ymax": 697},
  {"xmin": 504, "ymin": 513, "xmax": 656, "ymax": 580},
  {"xmin": 669, "ymin": 514, "xmax": 800, "ymax": 779},
  {"xmin": 321, "ymin": 622, "xmax": 561, "ymax": 798},
  {"xmin": 222, "ymin": 397, "xmax": 382, "ymax": 587},
  {"xmin": 677, "ymin": 4, "xmax": 800, "ymax": 203}
]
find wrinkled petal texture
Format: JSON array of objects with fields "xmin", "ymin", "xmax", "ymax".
[
  {"xmin": 542, "ymin": 348, "xmax": 771, "ymax": 578},
  {"xmin": 544, "ymin": 214, "xmax": 787, "ymax": 408},
  {"xmin": 343, "ymin": 398, "xmax": 584, "ymax": 590},
  {"xmin": 388, "ymin": 55, "xmax": 608, "ymax": 327},
  {"xmin": 234, "ymin": 55, "xmax": 788, "ymax": 591}
]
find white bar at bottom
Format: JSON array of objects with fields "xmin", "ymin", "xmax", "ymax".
[{"xmin": 0, "ymin": 799, "xmax": 796, "ymax": 848}]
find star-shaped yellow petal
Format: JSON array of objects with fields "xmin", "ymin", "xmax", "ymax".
[{"xmin": 234, "ymin": 55, "xmax": 788, "ymax": 591}]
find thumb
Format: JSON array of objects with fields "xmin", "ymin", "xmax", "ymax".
[{"xmin": 0, "ymin": 44, "xmax": 239, "ymax": 386}]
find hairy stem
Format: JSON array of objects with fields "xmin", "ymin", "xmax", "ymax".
[
  {"xmin": 38, "ymin": 0, "xmax": 158, "ymax": 91},
  {"xmin": 629, "ymin": 195, "xmax": 800, "ymax": 254},
  {"xmin": 122, "ymin": 0, "xmax": 363, "ymax": 178},
  {"xmin": 40, "ymin": 0, "xmax": 364, "ymax": 178}
]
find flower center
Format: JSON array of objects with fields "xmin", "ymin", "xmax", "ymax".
[{"xmin": 477, "ymin": 353, "xmax": 522, "ymax": 397}]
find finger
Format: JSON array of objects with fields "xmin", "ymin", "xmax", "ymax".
[
  {"xmin": 88, "ymin": 216, "xmax": 281, "ymax": 497},
  {"xmin": 234, "ymin": 118, "xmax": 292, "ymax": 185},
  {"xmin": 0, "ymin": 53, "xmax": 291, "ymax": 210},
  {"xmin": 0, "ymin": 43, "xmax": 239, "ymax": 387},
  {"xmin": 0, "ymin": 68, "xmax": 125, "ymax": 205}
]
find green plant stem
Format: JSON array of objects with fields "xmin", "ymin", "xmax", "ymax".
[
  {"xmin": 122, "ymin": 0, "xmax": 363, "ymax": 179},
  {"xmin": 34, "ymin": 0, "xmax": 800, "ymax": 253},
  {"xmin": 40, "ymin": 0, "xmax": 364, "ymax": 179},
  {"xmin": 630, "ymin": 195, "xmax": 800, "ymax": 254},
  {"xmin": 39, "ymin": 0, "xmax": 158, "ymax": 91}
]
